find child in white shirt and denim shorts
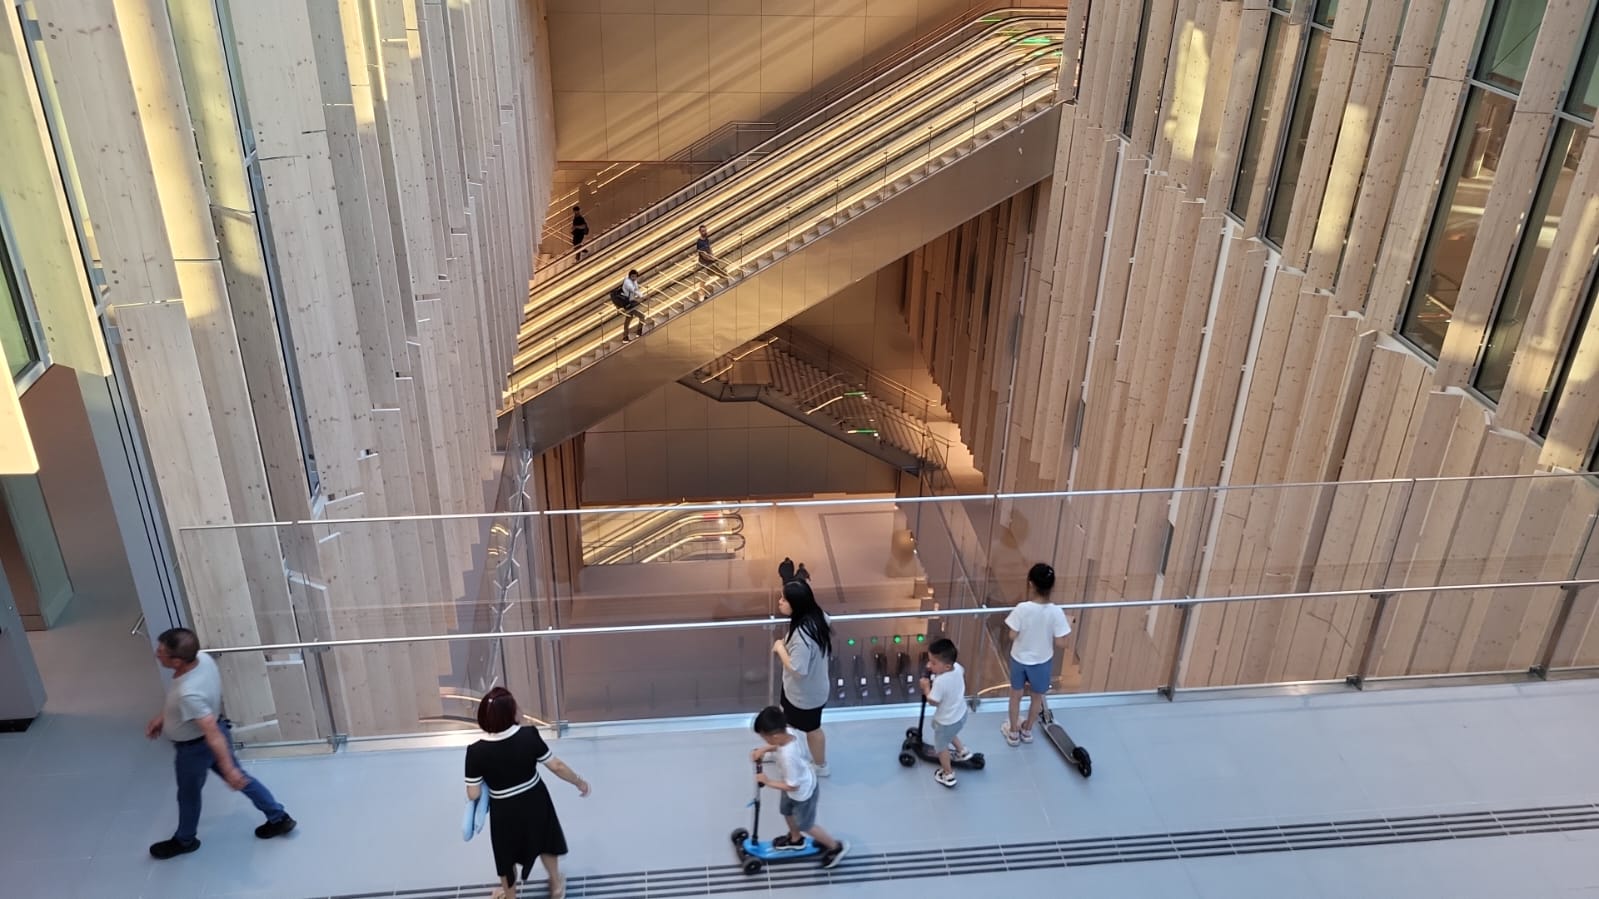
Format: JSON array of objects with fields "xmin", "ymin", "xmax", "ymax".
[
  {"xmin": 1001, "ymin": 563, "xmax": 1071, "ymax": 746},
  {"xmin": 918, "ymin": 638, "xmax": 972, "ymax": 787}
]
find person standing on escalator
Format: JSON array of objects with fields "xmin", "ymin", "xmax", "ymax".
[
  {"xmin": 772, "ymin": 570, "xmax": 833, "ymax": 777},
  {"xmin": 611, "ymin": 269, "xmax": 646, "ymax": 342}
]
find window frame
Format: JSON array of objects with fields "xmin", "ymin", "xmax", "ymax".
[
  {"xmin": 0, "ymin": 205, "xmax": 48, "ymax": 391},
  {"xmin": 1397, "ymin": 0, "xmax": 1546, "ymax": 361}
]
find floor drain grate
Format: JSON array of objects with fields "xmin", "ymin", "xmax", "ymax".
[{"xmin": 312, "ymin": 801, "xmax": 1599, "ymax": 898}]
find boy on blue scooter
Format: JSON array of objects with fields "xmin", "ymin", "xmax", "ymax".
[{"xmin": 751, "ymin": 706, "xmax": 850, "ymax": 868}]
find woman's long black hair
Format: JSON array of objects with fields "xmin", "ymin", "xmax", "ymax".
[{"xmin": 782, "ymin": 579, "xmax": 832, "ymax": 657}]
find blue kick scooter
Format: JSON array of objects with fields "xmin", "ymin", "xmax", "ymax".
[{"xmin": 731, "ymin": 758, "xmax": 824, "ymax": 874}]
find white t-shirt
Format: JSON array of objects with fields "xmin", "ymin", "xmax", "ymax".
[
  {"xmin": 769, "ymin": 728, "xmax": 816, "ymax": 802},
  {"xmin": 927, "ymin": 662, "xmax": 967, "ymax": 726},
  {"xmin": 1006, "ymin": 601, "xmax": 1071, "ymax": 665}
]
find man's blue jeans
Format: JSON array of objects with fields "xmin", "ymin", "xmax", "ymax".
[{"xmin": 173, "ymin": 721, "xmax": 286, "ymax": 842}]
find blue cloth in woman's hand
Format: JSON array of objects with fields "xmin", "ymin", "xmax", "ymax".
[{"xmin": 462, "ymin": 790, "xmax": 489, "ymax": 841}]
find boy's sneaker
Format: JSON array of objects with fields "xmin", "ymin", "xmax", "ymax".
[
  {"xmin": 1019, "ymin": 728, "xmax": 1035, "ymax": 744},
  {"xmin": 772, "ymin": 834, "xmax": 808, "ymax": 851},
  {"xmin": 934, "ymin": 768, "xmax": 957, "ymax": 788},
  {"xmin": 821, "ymin": 840, "xmax": 850, "ymax": 869},
  {"xmin": 952, "ymin": 748, "xmax": 974, "ymax": 762},
  {"xmin": 813, "ymin": 762, "xmax": 830, "ymax": 777},
  {"xmin": 1000, "ymin": 721, "xmax": 1020, "ymax": 747}
]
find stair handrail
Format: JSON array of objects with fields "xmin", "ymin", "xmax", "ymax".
[
  {"xmin": 767, "ymin": 324, "xmax": 945, "ymax": 424},
  {"xmin": 530, "ymin": 6, "xmax": 1065, "ymax": 286}
]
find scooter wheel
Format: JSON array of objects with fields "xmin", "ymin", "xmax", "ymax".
[
  {"xmin": 968, "ymin": 754, "xmax": 986, "ymax": 770},
  {"xmin": 898, "ymin": 751, "xmax": 917, "ymax": 767},
  {"xmin": 906, "ymin": 727, "xmax": 920, "ymax": 741},
  {"xmin": 1073, "ymin": 747, "xmax": 1092, "ymax": 777},
  {"xmin": 731, "ymin": 828, "xmax": 749, "ymax": 845},
  {"xmin": 743, "ymin": 858, "xmax": 764, "ymax": 875}
]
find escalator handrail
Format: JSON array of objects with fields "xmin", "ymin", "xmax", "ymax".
[{"xmin": 530, "ymin": 7, "xmax": 1067, "ymax": 285}]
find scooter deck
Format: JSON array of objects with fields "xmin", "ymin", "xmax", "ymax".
[{"xmin": 1039, "ymin": 709, "xmax": 1092, "ymax": 777}]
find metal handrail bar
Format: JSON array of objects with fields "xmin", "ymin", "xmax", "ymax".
[
  {"xmin": 176, "ymin": 470, "xmax": 1599, "ymax": 531},
  {"xmin": 205, "ymin": 576, "xmax": 1599, "ymax": 655}
]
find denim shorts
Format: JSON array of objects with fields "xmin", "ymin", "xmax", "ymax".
[
  {"xmin": 779, "ymin": 787, "xmax": 819, "ymax": 831},
  {"xmin": 1010, "ymin": 657, "xmax": 1053, "ymax": 692},
  {"xmin": 930, "ymin": 714, "xmax": 966, "ymax": 751}
]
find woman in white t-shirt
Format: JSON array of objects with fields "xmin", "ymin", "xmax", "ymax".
[{"xmin": 1000, "ymin": 563, "xmax": 1071, "ymax": 746}]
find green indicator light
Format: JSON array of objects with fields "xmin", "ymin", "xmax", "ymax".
[
  {"xmin": 845, "ymin": 390, "xmax": 866, "ymax": 397},
  {"xmin": 847, "ymin": 638, "xmax": 856, "ymax": 646},
  {"xmin": 870, "ymin": 636, "xmax": 879, "ymax": 644},
  {"xmin": 1020, "ymin": 36, "xmax": 1055, "ymax": 45},
  {"xmin": 893, "ymin": 635, "xmax": 903, "ymax": 644},
  {"xmin": 917, "ymin": 634, "xmax": 925, "ymax": 643}
]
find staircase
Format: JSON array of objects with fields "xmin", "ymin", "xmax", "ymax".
[
  {"xmin": 683, "ymin": 331, "xmax": 947, "ymax": 472},
  {"xmin": 508, "ymin": 9, "xmax": 1067, "ymax": 452}
]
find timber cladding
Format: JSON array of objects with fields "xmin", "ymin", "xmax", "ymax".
[
  {"xmin": 901, "ymin": 0, "xmax": 1599, "ymax": 691},
  {"xmin": 8, "ymin": 0, "xmax": 555, "ymax": 737}
]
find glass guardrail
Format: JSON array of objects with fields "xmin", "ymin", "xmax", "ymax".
[{"xmin": 181, "ymin": 474, "xmax": 1599, "ymax": 747}]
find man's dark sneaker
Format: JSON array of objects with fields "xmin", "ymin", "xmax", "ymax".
[
  {"xmin": 149, "ymin": 838, "xmax": 201, "ymax": 860},
  {"xmin": 771, "ymin": 833, "xmax": 807, "ymax": 851},
  {"xmin": 820, "ymin": 840, "xmax": 850, "ymax": 869},
  {"xmin": 255, "ymin": 815, "xmax": 297, "ymax": 839}
]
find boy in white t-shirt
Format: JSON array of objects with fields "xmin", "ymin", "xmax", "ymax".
[
  {"xmin": 750, "ymin": 707, "xmax": 849, "ymax": 868},
  {"xmin": 1001, "ymin": 563, "xmax": 1072, "ymax": 747},
  {"xmin": 917, "ymin": 638, "xmax": 972, "ymax": 787}
]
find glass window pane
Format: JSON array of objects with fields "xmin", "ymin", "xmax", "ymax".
[
  {"xmin": 1273, "ymin": 0, "xmax": 1294, "ymax": 11},
  {"xmin": 1539, "ymin": 269, "xmax": 1599, "ymax": 438},
  {"xmin": 1265, "ymin": 29, "xmax": 1331, "ymax": 247},
  {"xmin": 1315, "ymin": 0, "xmax": 1339, "ymax": 27},
  {"xmin": 1231, "ymin": 15, "xmax": 1292, "ymax": 219},
  {"xmin": 1476, "ymin": 123, "xmax": 1588, "ymax": 400},
  {"xmin": 1401, "ymin": 89, "xmax": 1517, "ymax": 358},
  {"xmin": 1477, "ymin": 0, "xmax": 1549, "ymax": 93},
  {"xmin": 1122, "ymin": 0, "xmax": 1155, "ymax": 136},
  {"xmin": 1566, "ymin": 8, "xmax": 1599, "ymax": 120},
  {"xmin": 1, "ymin": 234, "xmax": 38, "ymax": 381}
]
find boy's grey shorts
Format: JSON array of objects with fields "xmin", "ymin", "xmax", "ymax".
[
  {"xmin": 779, "ymin": 787, "xmax": 820, "ymax": 831},
  {"xmin": 931, "ymin": 714, "xmax": 967, "ymax": 751}
]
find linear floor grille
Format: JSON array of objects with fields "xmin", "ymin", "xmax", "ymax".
[{"xmin": 312, "ymin": 802, "xmax": 1599, "ymax": 898}]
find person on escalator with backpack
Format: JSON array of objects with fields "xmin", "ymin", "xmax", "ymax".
[{"xmin": 610, "ymin": 269, "xmax": 646, "ymax": 342}]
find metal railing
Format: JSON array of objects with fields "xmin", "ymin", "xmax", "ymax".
[{"xmin": 177, "ymin": 472, "xmax": 1599, "ymax": 747}]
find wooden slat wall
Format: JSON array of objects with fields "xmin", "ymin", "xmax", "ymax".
[
  {"xmin": 27, "ymin": 0, "xmax": 553, "ymax": 736},
  {"xmin": 899, "ymin": 0, "xmax": 1599, "ymax": 691}
]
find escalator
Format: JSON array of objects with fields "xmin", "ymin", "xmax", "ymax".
[
  {"xmin": 581, "ymin": 505, "xmax": 745, "ymax": 565},
  {"xmin": 508, "ymin": 10, "xmax": 1067, "ymax": 452}
]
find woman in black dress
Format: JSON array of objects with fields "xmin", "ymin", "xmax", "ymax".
[{"xmin": 466, "ymin": 688, "xmax": 590, "ymax": 899}]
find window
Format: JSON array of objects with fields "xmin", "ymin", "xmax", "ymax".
[
  {"xmin": 1230, "ymin": 0, "xmax": 1337, "ymax": 245},
  {"xmin": 1, "ymin": 218, "xmax": 40, "ymax": 382},
  {"xmin": 1474, "ymin": 123, "xmax": 1585, "ymax": 399},
  {"xmin": 1264, "ymin": 27, "xmax": 1332, "ymax": 246},
  {"xmin": 1231, "ymin": 14, "xmax": 1292, "ymax": 219},
  {"xmin": 1122, "ymin": 0, "xmax": 1155, "ymax": 136},
  {"xmin": 1400, "ymin": 0, "xmax": 1548, "ymax": 359}
]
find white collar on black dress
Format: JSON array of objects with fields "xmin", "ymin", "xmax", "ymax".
[{"xmin": 481, "ymin": 724, "xmax": 521, "ymax": 742}]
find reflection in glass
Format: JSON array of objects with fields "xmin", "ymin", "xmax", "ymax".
[
  {"xmin": 1265, "ymin": 28, "xmax": 1330, "ymax": 247},
  {"xmin": 1, "ymin": 228, "xmax": 38, "ymax": 380},
  {"xmin": 1232, "ymin": 14, "xmax": 1291, "ymax": 219},
  {"xmin": 1122, "ymin": 0, "xmax": 1155, "ymax": 136},
  {"xmin": 1401, "ymin": 89, "xmax": 1516, "ymax": 358},
  {"xmin": 1315, "ymin": 0, "xmax": 1339, "ymax": 27},
  {"xmin": 1567, "ymin": 6, "xmax": 1599, "ymax": 121},
  {"xmin": 1477, "ymin": 0, "xmax": 1549, "ymax": 93},
  {"xmin": 1475, "ymin": 123, "xmax": 1587, "ymax": 400},
  {"xmin": 1536, "ymin": 263, "xmax": 1599, "ymax": 440}
]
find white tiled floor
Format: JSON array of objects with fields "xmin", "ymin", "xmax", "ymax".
[{"xmin": 6, "ymin": 587, "xmax": 1599, "ymax": 897}]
